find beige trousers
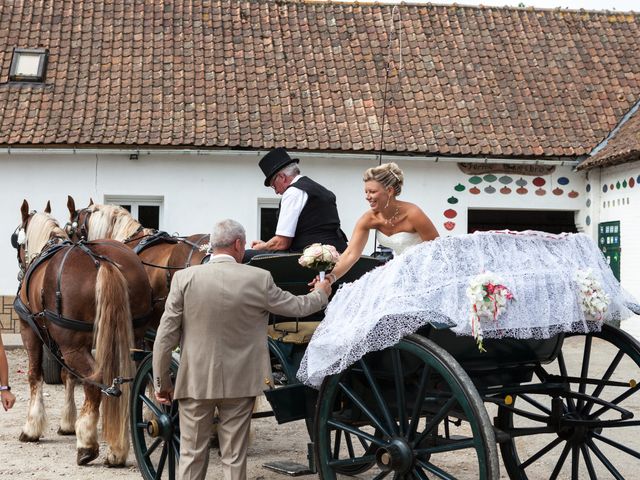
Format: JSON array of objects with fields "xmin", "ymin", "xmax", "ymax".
[{"xmin": 178, "ymin": 396, "xmax": 255, "ymax": 480}]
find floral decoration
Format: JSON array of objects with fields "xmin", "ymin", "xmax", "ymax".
[
  {"xmin": 298, "ymin": 243, "xmax": 340, "ymax": 281},
  {"xmin": 466, "ymin": 272, "xmax": 515, "ymax": 352},
  {"xmin": 575, "ymin": 269, "xmax": 610, "ymax": 320}
]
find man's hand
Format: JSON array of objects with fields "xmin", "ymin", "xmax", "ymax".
[
  {"xmin": 155, "ymin": 389, "xmax": 174, "ymax": 405},
  {"xmin": 313, "ymin": 279, "xmax": 332, "ymax": 297},
  {"xmin": 1, "ymin": 390, "xmax": 16, "ymax": 411},
  {"xmin": 252, "ymin": 240, "xmax": 267, "ymax": 250}
]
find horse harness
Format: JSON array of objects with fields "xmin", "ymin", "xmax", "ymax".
[
  {"xmin": 127, "ymin": 230, "xmax": 208, "ymax": 294},
  {"xmin": 13, "ymin": 240, "xmax": 153, "ymax": 396}
]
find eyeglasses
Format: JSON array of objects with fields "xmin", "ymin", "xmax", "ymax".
[{"xmin": 269, "ymin": 173, "xmax": 281, "ymax": 189}]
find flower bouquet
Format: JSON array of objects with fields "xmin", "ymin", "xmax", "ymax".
[
  {"xmin": 298, "ymin": 243, "xmax": 340, "ymax": 281},
  {"xmin": 575, "ymin": 268, "xmax": 610, "ymax": 321},
  {"xmin": 466, "ymin": 272, "xmax": 515, "ymax": 352}
]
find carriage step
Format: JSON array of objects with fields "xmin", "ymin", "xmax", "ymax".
[{"xmin": 263, "ymin": 460, "xmax": 312, "ymax": 476}]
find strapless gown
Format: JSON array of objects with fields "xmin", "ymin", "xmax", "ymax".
[
  {"xmin": 298, "ymin": 231, "xmax": 638, "ymax": 387},
  {"xmin": 376, "ymin": 230, "xmax": 422, "ymax": 255}
]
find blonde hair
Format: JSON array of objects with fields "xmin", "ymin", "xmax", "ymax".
[
  {"xmin": 363, "ymin": 162, "xmax": 404, "ymax": 196},
  {"xmin": 24, "ymin": 213, "xmax": 68, "ymax": 265}
]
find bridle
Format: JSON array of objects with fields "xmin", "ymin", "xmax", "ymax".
[
  {"xmin": 64, "ymin": 207, "xmax": 92, "ymax": 241},
  {"xmin": 11, "ymin": 210, "xmax": 35, "ymax": 279}
]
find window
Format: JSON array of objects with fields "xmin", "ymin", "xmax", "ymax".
[
  {"xmin": 257, "ymin": 198, "xmax": 279, "ymax": 241},
  {"xmin": 104, "ymin": 195, "xmax": 163, "ymax": 230},
  {"xmin": 9, "ymin": 48, "xmax": 48, "ymax": 83}
]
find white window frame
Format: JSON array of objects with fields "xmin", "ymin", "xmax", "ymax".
[
  {"xmin": 104, "ymin": 195, "xmax": 164, "ymax": 230},
  {"xmin": 257, "ymin": 197, "xmax": 280, "ymax": 240},
  {"xmin": 9, "ymin": 48, "xmax": 48, "ymax": 82}
]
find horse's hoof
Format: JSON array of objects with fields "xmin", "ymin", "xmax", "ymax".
[
  {"xmin": 105, "ymin": 460, "xmax": 126, "ymax": 468},
  {"xmin": 18, "ymin": 432, "xmax": 40, "ymax": 442},
  {"xmin": 57, "ymin": 427, "xmax": 75, "ymax": 436},
  {"xmin": 77, "ymin": 447, "xmax": 99, "ymax": 465}
]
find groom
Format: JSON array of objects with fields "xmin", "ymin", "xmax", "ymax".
[{"xmin": 249, "ymin": 147, "xmax": 348, "ymax": 256}]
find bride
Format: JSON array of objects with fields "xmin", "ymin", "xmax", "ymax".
[{"xmin": 325, "ymin": 162, "xmax": 439, "ymax": 285}]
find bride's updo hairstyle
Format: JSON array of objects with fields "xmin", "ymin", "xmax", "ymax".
[{"xmin": 363, "ymin": 162, "xmax": 404, "ymax": 196}]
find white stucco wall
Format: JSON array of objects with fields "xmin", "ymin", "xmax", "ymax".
[
  {"xmin": 1, "ymin": 151, "xmax": 587, "ymax": 295},
  {"xmin": 588, "ymin": 161, "xmax": 640, "ymax": 298}
]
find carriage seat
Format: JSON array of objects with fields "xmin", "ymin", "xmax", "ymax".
[{"xmin": 267, "ymin": 321, "xmax": 320, "ymax": 344}]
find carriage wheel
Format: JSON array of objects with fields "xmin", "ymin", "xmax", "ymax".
[
  {"xmin": 314, "ymin": 334, "xmax": 499, "ymax": 479},
  {"xmin": 497, "ymin": 324, "xmax": 640, "ymax": 480},
  {"xmin": 268, "ymin": 337, "xmax": 298, "ymax": 386},
  {"xmin": 130, "ymin": 353, "xmax": 180, "ymax": 480}
]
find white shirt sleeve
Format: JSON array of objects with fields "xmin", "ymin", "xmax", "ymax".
[{"xmin": 275, "ymin": 179, "xmax": 308, "ymax": 237}]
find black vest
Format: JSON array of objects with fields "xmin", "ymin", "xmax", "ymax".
[{"xmin": 284, "ymin": 177, "xmax": 348, "ymax": 253}]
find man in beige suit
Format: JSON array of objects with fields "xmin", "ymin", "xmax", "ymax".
[{"xmin": 153, "ymin": 219, "xmax": 330, "ymax": 480}]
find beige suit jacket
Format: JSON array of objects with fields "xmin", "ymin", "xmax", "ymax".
[{"xmin": 153, "ymin": 255, "xmax": 328, "ymax": 399}]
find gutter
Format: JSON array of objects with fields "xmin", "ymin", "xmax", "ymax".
[{"xmin": 1, "ymin": 146, "xmax": 581, "ymax": 166}]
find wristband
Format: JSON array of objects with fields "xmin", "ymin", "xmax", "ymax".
[
  {"xmin": 327, "ymin": 273, "xmax": 337, "ymax": 284},
  {"xmin": 0, "ymin": 385, "xmax": 10, "ymax": 391}
]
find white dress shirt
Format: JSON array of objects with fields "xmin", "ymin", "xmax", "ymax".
[{"xmin": 275, "ymin": 175, "xmax": 309, "ymax": 238}]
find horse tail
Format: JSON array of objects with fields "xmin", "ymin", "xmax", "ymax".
[{"xmin": 94, "ymin": 261, "xmax": 134, "ymax": 457}]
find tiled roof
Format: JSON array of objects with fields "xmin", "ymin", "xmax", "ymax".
[
  {"xmin": 577, "ymin": 103, "xmax": 640, "ymax": 170},
  {"xmin": 1, "ymin": 1, "xmax": 639, "ymax": 158}
]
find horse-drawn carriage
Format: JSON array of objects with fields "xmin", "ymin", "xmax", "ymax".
[
  {"xmin": 129, "ymin": 251, "xmax": 640, "ymax": 480},
  {"xmin": 12, "ymin": 201, "xmax": 640, "ymax": 479}
]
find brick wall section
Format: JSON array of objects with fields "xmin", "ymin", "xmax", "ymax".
[{"xmin": 1, "ymin": 295, "xmax": 21, "ymax": 333}]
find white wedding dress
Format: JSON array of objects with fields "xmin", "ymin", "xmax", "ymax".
[
  {"xmin": 376, "ymin": 230, "xmax": 422, "ymax": 255},
  {"xmin": 297, "ymin": 230, "xmax": 638, "ymax": 388}
]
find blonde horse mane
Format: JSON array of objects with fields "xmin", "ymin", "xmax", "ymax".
[
  {"xmin": 25, "ymin": 213, "xmax": 68, "ymax": 265},
  {"xmin": 86, "ymin": 204, "xmax": 152, "ymax": 241}
]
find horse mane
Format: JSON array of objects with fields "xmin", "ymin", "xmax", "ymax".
[
  {"xmin": 87, "ymin": 204, "xmax": 153, "ymax": 241},
  {"xmin": 25, "ymin": 213, "xmax": 69, "ymax": 262}
]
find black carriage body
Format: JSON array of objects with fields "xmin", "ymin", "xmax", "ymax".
[{"xmin": 130, "ymin": 253, "xmax": 640, "ymax": 480}]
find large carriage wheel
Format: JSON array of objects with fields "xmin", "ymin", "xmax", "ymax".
[
  {"xmin": 42, "ymin": 346, "xmax": 62, "ymax": 385},
  {"xmin": 130, "ymin": 353, "xmax": 180, "ymax": 480},
  {"xmin": 314, "ymin": 334, "xmax": 499, "ymax": 479},
  {"xmin": 497, "ymin": 324, "xmax": 640, "ymax": 480}
]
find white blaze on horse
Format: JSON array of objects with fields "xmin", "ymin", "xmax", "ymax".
[{"xmin": 12, "ymin": 200, "xmax": 153, "ymax": 466}]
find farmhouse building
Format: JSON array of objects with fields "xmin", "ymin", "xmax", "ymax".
[{"xmin": 1, "ymin": 1, "xmax": 639, "ymax": 332}]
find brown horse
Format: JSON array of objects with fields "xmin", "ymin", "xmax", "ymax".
[
  {"xmin": 66, "ymin": 196, "xmax": 209, "ymax": 327},
  {"xmin": 13, "ymin": 200, "xmax": 153, "ymax": 466}
]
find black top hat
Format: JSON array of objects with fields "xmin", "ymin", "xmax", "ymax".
[{"xmin": 259, "ymin": 147, "xmax": 299, "ymax": 186}]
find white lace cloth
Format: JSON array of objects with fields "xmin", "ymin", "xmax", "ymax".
[
  {"xmin": 298, "ymin": 231, "xmax": 638, "ymax": 387},
  {"xmin": 377, "ymin": 230, "xmax": 422, "ymax": 255}
]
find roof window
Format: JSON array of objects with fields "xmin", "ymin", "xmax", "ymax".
[{"xmin": 9, "ymin": 48, "xmax": 48, "ymax": 83}]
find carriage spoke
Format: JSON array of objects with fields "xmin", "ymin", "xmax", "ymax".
[
  {"xmin": 391, "ymin": 349, "xmax": 407, "ymax": 435},
  {"xmin": 408, "ymin": 364, "xmax": 431, "ymax": 441},
  {"xmin": 359, "ymin": 358, "xmax": 398, "ymax": 435},
  {"xmin": 413, "ymin": 397, "xmax": 456, "ymax": 446},
  {"xmin": 577, "ymin": 336, "xmax": 593, "ymax": 411},
  {"xmin": 143, "ymin": 437, "xmax": 163, "ymax": 459},
  {"xmin": 327, "ymin": 419, "xmax": 386, "ymax": 447},
  {"xmin": 519, "ymin": 436, "xmax": 563, "ymax": 470},
  {"xmin": 557, "ymin": 353, "xmax": 577, "ymax": 412},
  {"xmin": 332, "ymin": 429, "xmax": 342, "ymax": 459},
  {"xmin": 580, "ymin": 443, "xmax": 598, "ymax": 480},
  {"xmin": 593, "ymin": 432, "xmax": 640, "ymax": 459},
  {"xmin": 168, "ymin": 439, "xmax": 176, "ymax": 480},
  {"xmin": 415, "ymin": 457, "xmax": 458, "ymax": 480},
  {"xmin": 549, "ymin": 441, "xmax": 571, "ymax": 480},
  {"xmin": 154, "ymin": 444, "xmax": 168, "ymax": 480},
  {"xmin": 412, "ymin": 464, "xmax": 430, "ymax": 480},
  {"xmin": 586, "ymin": 438, "xmax": 625, "ymax": 480},
  {"xmin": 140, "ymin": 392, "xmax": 164, "ymax": 417},
  {"xmin": 581, "ymin": 350, "xmax": 624, "ymax": 416},
  {"xmin": 338, "ymin": 380, "xmax": 392, "ymax": 437},
  {"xmin": 571, "ymin": 445, "xmax": 580, "ymax": 480},
  {"xmin": 518, "ymin": 393, "xmax": 553, "ymax": 415},
  {"xmin": 344, "ymin": 431, "xmax": 356, "ymax": 458}
]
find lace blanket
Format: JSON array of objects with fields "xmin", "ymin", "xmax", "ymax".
[{"xmin": 298, "ymin": 231, "xmax": 638, "ymax": 387}]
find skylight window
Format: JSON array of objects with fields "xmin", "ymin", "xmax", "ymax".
[{"xmin": 9, "ymin": 48, "xmax": 48, "ymax": 83}]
